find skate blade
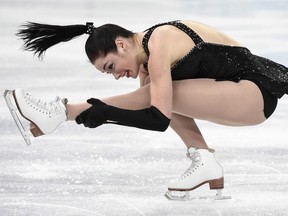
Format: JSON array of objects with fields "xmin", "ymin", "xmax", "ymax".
[
  {"xmin": 165, "ymin": 190, "xmax": 232, "ymax": 201},
  {"xmin": 3, "ymin": 89, "xmax": 33, "ymax": 146}
]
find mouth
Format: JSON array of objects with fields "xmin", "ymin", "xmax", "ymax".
[{"xmin": 124, "ymin": 70, "xmax": 130, "ymax": 78}]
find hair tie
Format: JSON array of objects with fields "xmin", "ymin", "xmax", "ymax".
[{"xmin": 86, "ymin": 22, "xmax": 94, "ymax": 35}]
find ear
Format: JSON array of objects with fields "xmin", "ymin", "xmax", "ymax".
[{"xmin": 115, "ymin": 38, "xmax": 126, "ymax": 50}]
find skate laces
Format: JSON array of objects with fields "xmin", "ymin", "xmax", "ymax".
[
  {"xmin": 24, "ymin": 93, "xmax": 65, "ymax": 116},
  {"xmin": 178, "ymin": 151, "xmax": 202, "ymax": 180}
]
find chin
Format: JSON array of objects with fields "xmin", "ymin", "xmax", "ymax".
[{"xmin": 133, "ymin": 71, "xmax": 139, "ymax": 79}]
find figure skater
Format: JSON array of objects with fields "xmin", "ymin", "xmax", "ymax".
[{"xmin": 7, "ymin": 20, "xmax": 288, "ymax": 199}]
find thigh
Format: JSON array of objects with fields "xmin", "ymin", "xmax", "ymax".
[{"xmin": 172, "ymin": 79, "xmax": 266, "ymax": 126}]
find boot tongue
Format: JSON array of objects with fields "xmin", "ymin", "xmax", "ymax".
[
  {"xmin": 186, "ymin": 147, "xmax": 197, "ymax": 158},
  {"xmin": 187, "ymin": 147, "xmax": 197, "ymax": 154}
]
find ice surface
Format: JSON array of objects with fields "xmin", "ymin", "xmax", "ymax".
[{"xmin": 0, "ymin": 0, "xmax": 288, "ymax": 215}]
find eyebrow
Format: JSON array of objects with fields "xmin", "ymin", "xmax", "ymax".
[{"xmin": 103, "ymin": 62, "xmax": 107, "ymax": 71}]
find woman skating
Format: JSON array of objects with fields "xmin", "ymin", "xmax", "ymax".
[{"xmin": 7, "ymin": 20, "xmax": 288, "ymax": 199}]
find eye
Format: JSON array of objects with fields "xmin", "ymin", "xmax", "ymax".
[{"xmin": 108, "ymin": 64, "xmax": 114, "ymax": 70}]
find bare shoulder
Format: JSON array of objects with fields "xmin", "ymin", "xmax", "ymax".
[
  {"xmin": 147, "ymin": 25, "xmax": 195, "ymax": 65},
  {"xmin": 181, "ymin": 20, "xmax": 242, "ymax": 46},
  {"xmin": 147, "ymin": 25, "xmax": 180, "ymax": 48},
  {"xmin": 147, "ymin": 24, "xmax": 191, "ymax": 46}
]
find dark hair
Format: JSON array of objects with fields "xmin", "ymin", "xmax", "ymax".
[
  {"xmin": 85, "ymin": 24, "xmax": 134, "ymax": 63},
  {"xmin": 16, "ymin": 22, "xmax": 134, "ymax": 62}
]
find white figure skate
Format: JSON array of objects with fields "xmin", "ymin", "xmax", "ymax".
[
  {"xmin": 165, "ymin": 148, "xmax": 231, "ymax": 201},
  {"xmin": 3, "ymin": 89, "xmax": 68, "ymax": 146}
]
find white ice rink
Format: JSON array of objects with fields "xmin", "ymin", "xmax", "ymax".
[{"xmin": 0, "ymin": 0, "xmax": 288, "ymax": 215}]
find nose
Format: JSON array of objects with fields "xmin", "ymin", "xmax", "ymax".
[{"xmin": 112, "ymin": 72, "xmax": 120, "ymax": 80}]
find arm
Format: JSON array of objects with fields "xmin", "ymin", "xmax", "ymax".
[{"xmin": 147, "ymin": 27, "xmax": 173, "ymax": 119}]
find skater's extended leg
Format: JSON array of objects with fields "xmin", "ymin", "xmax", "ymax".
[
  {"xmin": 67, "ymin": 87, "xmax": 209, "ymax": 149},
  {"xmin": 12, "ymin": 78, "xmax": 266, "ymax": 139},
  {"xmin": 9, "ymin": 85, "xmax": 151, "ymax": 138},
  {"xmin": 66, "ymin": 84, "xmax": 151, "ymax": 120},
  {"xmin": 66, "ymin": 103, "xmax": 92, "ymax": 120},
  {"xmin": 67, "ymin": 79, "xmax": 266, "ymax": 126}
]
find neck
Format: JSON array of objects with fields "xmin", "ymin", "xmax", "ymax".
[{"xmin": 133, "ymin": 33, "xmax": 148, "ymax": 64}]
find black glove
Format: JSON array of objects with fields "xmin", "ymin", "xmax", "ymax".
[
  {"xmin": 76, "ymin": 98, "xmax": 170, "ymax": 131},
  {"xmin": 75, "ymin": 98, "xmax": 108, "ymax": 128}
]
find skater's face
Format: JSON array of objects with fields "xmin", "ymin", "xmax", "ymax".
[{"xmin": 93, "ymin": 37, "xmax": 141, "ymax": 80}]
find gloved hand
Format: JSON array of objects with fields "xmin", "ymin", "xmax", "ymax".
[
  {"xmin": 76, "ymin": 99, "xmax": 170, "ymax": 132},
  {"xmin": 75, "ymin": 98, "xmax": 108, "ymax": 128}
]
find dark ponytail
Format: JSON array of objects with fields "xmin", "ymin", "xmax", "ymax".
[
  {"xmin": 16, "ymin": 21, "xmax": 134, "ymax": 63},
  {"xmin": 16, "ymin": 22, "xmax": 91, "ymax": 59}
]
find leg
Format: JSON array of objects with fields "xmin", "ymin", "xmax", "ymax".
[
  {"xmin": 67, "ymin": 79, "xmax": 265, "ymax": 125},
  {"xmin": 143, "ymin": 76, "xmax": 208, "ymax": 149},
  {"xmin": 66, "ymin": 84, "xmax": 151, "ymax": 120},
  {"xmin": 66, "ymin": 103, "xmax": 91, "ymax": 121},
  {"xmin": 165, "ymin": 79, "xmax": 266, "ymax": 196},
  {"xmin": 66, "ymin": 79, "xmax": 265, "ymax": 151},
  {"xmin": 66, "ymin": 79, "xmax": 265, "ymax": 149},
  {"xmin": 172, "ymin": 79, "xmax": 266, "ymax": 125},
  {"xmin": 66, "ymin": 84, "xmax": 209, "ymax": 149},
  {"xmin": 63, "ymin": 79, "xmax": 265, "ymax": 198},
  {"xmin": 170, "ymin": 113, "xmax": 209, "ymax": 149}
]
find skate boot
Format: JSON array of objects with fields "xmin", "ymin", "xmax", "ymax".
[
  {"xmin": 165, "ymin": 147, "xmax": 230, "ymax": 200},
  {"xmin": 4, "ymin": 88, "xmax": 68, "ymax": 145}
]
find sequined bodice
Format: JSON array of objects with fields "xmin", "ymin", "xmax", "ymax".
[
  {"xmin": 141, "ymin": 21, "xmax": 288, "ymax": 98},
  {"xmin": 142, "ymin": 21, "xmax": 252, "ymax": 81}
]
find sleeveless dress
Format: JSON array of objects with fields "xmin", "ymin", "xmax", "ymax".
[{"xmin": 142, "ymin": 21, "xmax": 288, "ymax": 99}]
